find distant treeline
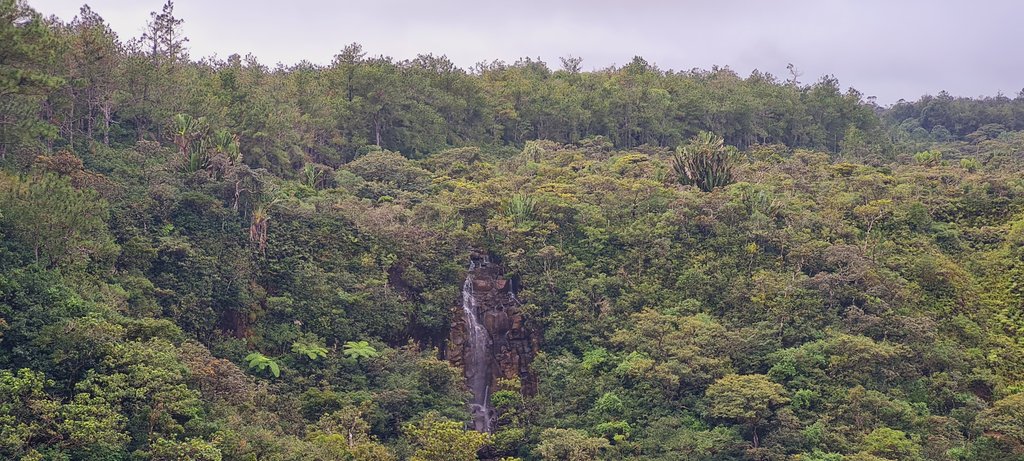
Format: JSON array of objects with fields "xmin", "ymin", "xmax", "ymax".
[
  {"xmin": 3, "ymin": 0, "xmax": 1021, "ymax": 175},
  {"xmin": 886, "ymin": 92, "xmax": 1024, "ymax": 142}
]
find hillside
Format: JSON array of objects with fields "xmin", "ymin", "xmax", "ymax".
[{"xmin": 2, "ymin": 1, "xmax": 1024, "ymax": 460}]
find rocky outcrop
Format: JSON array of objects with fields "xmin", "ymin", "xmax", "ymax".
[{"xmin": 448, "ymin": 254, "xmax": 538, "ymax": 410}]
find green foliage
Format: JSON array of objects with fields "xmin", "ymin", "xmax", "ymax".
[
  {"xmin": 0, "ymin": 0, "xmax": 61, "ymax": 161},
  {"xmin": 672, "ymin": 131, "xmax": 734, "ymax": 192},
  {"xmin": 975, "ymin": 393, "xmax": 1024, "ymax": 453},
  {"xmin": 705, "ymin": 374, "xmax": 789, "ymax": 423},
  {"xmin": 0, "ymin": 172, "xmax": 115, "ymax": 267},
  {"xmin": 859, "ymin": 427, "xmax": 922, "ymax": 460},
  {"xmin": 505, "ymin": 193, "xmax": 537, "ymax": 228},
  {"xmin": 912, "ymin": 149, "xmax": 942, "ymax": 165},
  {"xmin": 403, "ymin": 414, "xmax": 489, "ymax": 461},
  {"xmin": 172, "ymin": 113, "xmax": 211, "ymax": 173},
  {"xmin": 149, "ymin": 437, "xmax": 222, "ymax": 461},
  {"xmin": 344, "ymin": 150, "xmax": 431, "ymax": 198},
  {"xmin": 535, "ymin": 428, "xmax": 610, "ymax": 461},
  {"xmin": 301, "ymin": 163, "xmax": 324, "ymax": 189},
  {"xmin": 705, "ymin": 374, "xmax": 789, "ymax": 447},
  {"xmin": 4, "ymin": 4, "xmax": 1024, "ymax": 459},
  {"xmin": 0, "ymin": 368, "xmax": 59, "ymax": 458},
  {"xmin": 960, "ymin": 156, "xmax": 981, "ymax": 172},
  {"xmin": 210, "ymin": 128, "xmax": 240, "ymax": 163},
  {"xmin": 342, "ymin": 340, "xmax": 379, "ymax": 360},
  {"xmin": 581, "ymin": 347, "xmax": 612, "ymax": 371},
  {"xmin": 291, "ymin": 338, "xmax": 328, "ymax": 360},
  {"xmin": 610, "ymin": 309, "xmax": 733, "ymax": 392},
  {"xmin": 308, "ymin": 405, "xmax": 396, "ymax": 460},
  {"xmin": 244, "ymin": 352, "xmax": 281, "ymax": 377}
]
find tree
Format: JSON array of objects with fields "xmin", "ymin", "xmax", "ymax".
[
  {"xmin": 0, "ymin": 0, "xmax": 61, "ymax": 161},
  {"xmin": 249, "ymin": 200, "xmax": 272, "ymax": 254},
  {"xmin": 59, "ymin": 5, "xmax": 121, "ymax": 146},
  {"xmin": 976, "ymin": 393, "xmax": 1024, "ymax": 454},
  {"xmin": 149, "ymin": 437, "xmax": 222, "ymax": 461},
  {"xmin": 559, "ymin": 55, "xmax": 583, "ymax": 74},
  {"xmin": 121, "ymin": 0, "xmax": 188, "ymax": 140},
  {"xmin": 535, "ymin": 428, "xmax": 610, "ymax": 461},
  {"xmin": 840, "ymin": 126, "xmax": 869, "ymax": 160},
  {"xmin": 611, "ymin": 310, "xmax": 733, "ymax": 393},
  {"xmin": 308, "ymin": 405, "xmax": 396, "ymax": 461},
  {"xmin": 171, "ymin": 113, "xmax": 210, "ymax": 172},
  {"xmin": 0, "ymin": 368, "xmax": 130, "ymax": 459},
  {"xmin": 912, "ymin": 149, "xmax": 941, "ymax": 165},
  {"xmin": 74, "ymin": 339, "xmax": 206, "ymax": 449},
  {"xmin": 343, "ymin": 149, "xmax": 431, "ymax": 199},
  {"xmin": 0, "ymin": 172, "xmax": 115, "ymax": 267},
  {"xmin": 0, "ymin": 368, "xmax": 59, "ymax": 458},
  {"xmin": 57, "ymin": 393, "xmax": 130, "ymax": 459},
  {"xmin": 858, "ymin": 427, "xmax": 922, "ymax": 460},
  {"xmin": 960, "ymin": 157, "xmax": 981, "ymax": 172},
  {"xmin": 403, "ymin": 414, "xmax": 489, "ymax": 461},
  {"xmin": 140, "ymin": 1, "xmax": 187, "ymax": 64},
  {"xmin": 705, "ymin": 374, "xmax": 789, "ymax": 448}
]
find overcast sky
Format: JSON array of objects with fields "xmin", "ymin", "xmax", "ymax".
[{"xmin": 29, "ymin": 0, "xmax": 1024, "ymax": 105}]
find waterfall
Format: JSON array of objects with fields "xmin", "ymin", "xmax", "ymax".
[{"xmin": 461, "ymin": 260, "xmax": 493, "ymax": 432}]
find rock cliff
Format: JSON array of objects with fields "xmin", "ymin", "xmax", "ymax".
[{"xmin": 448, "ymin": 253, "xmax": 538, "ymax": 430}]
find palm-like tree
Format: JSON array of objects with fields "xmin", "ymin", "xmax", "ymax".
[
  {"xmin": 249, "ymin": 203, "xmax": 271, "ymax": 255},
  {"xmin": 211, "ymin": 128, "xmax": 241, "ymax": 164},
  {"xmin": 171, "ymin": 113, "xmax": 211, "ymax": 173},
  {"xmin": 505, "ymin": 193, "xmax": 537, "ymax": 227},
  {"xmin": 671, "ymin": 131, "xmax": 734, "ymax": 192},
  {"xmin": 302, "ymin": 163, "xmax": 323, "ymax": 189},
  {"xmin": 171, "ymin": 113, "xmax": 207, "ymax": 154}
]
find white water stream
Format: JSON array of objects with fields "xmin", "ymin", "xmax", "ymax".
[{"xmin": 461, "ymin": 260, "xmax": 493, "ymax": 432}]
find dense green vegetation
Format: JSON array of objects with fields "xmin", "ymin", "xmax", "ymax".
[{"xmin": 2, "ymin": 1, "xmax": 1024, "ymax": 459}]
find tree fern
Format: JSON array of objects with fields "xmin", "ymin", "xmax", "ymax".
[
  {"xmin": 342, "ymin": 341, "xmax": 379, "ymax": 360},
  {"xmin": 291, "ymin": 340, "xmax": 328, "ymax": 360},
  {"xmin": 245, "ymin": 352, "xmax": 280, "ymax": 377}
]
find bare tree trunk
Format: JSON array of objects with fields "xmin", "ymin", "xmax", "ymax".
[
  {"xmin": 374, "ymin": 115, "xmax": 382, "ymax": 146},
  {"xmin": 102, "ymin": 103, "xmax": 111, "ymax": 145},
  {"xmin": 67, "ymin": 100, "xmax": 75, "ymax": 147},
  {"xmin": 86, "ymin": 99, "xmax": 95, "ymax": 141},
  {"xmin": 137, "ymin": 115, "xmax": 146, "ymax": 141}
]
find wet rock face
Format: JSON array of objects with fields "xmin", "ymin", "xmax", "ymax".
[{"xmin": 448, "ymin": 254, "xmax": 538, "ymax": 406}]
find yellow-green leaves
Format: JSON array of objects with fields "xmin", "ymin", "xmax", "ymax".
[
  {"xmin": 403, "ymin": 414, "xmax": 489, "ymax": 461},
  {"xmin": 705, "ymin": 374, "xmax": 788, "ymax": 447}
]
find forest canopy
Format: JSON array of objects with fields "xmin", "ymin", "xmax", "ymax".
[{"xmin": 2, "ymin": 1, "xmax": 1024, "ymax": 460}]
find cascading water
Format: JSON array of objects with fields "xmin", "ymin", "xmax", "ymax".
[{"xmin": 461, "ymin": 260, "xmax": 494, "ymax": 432}]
